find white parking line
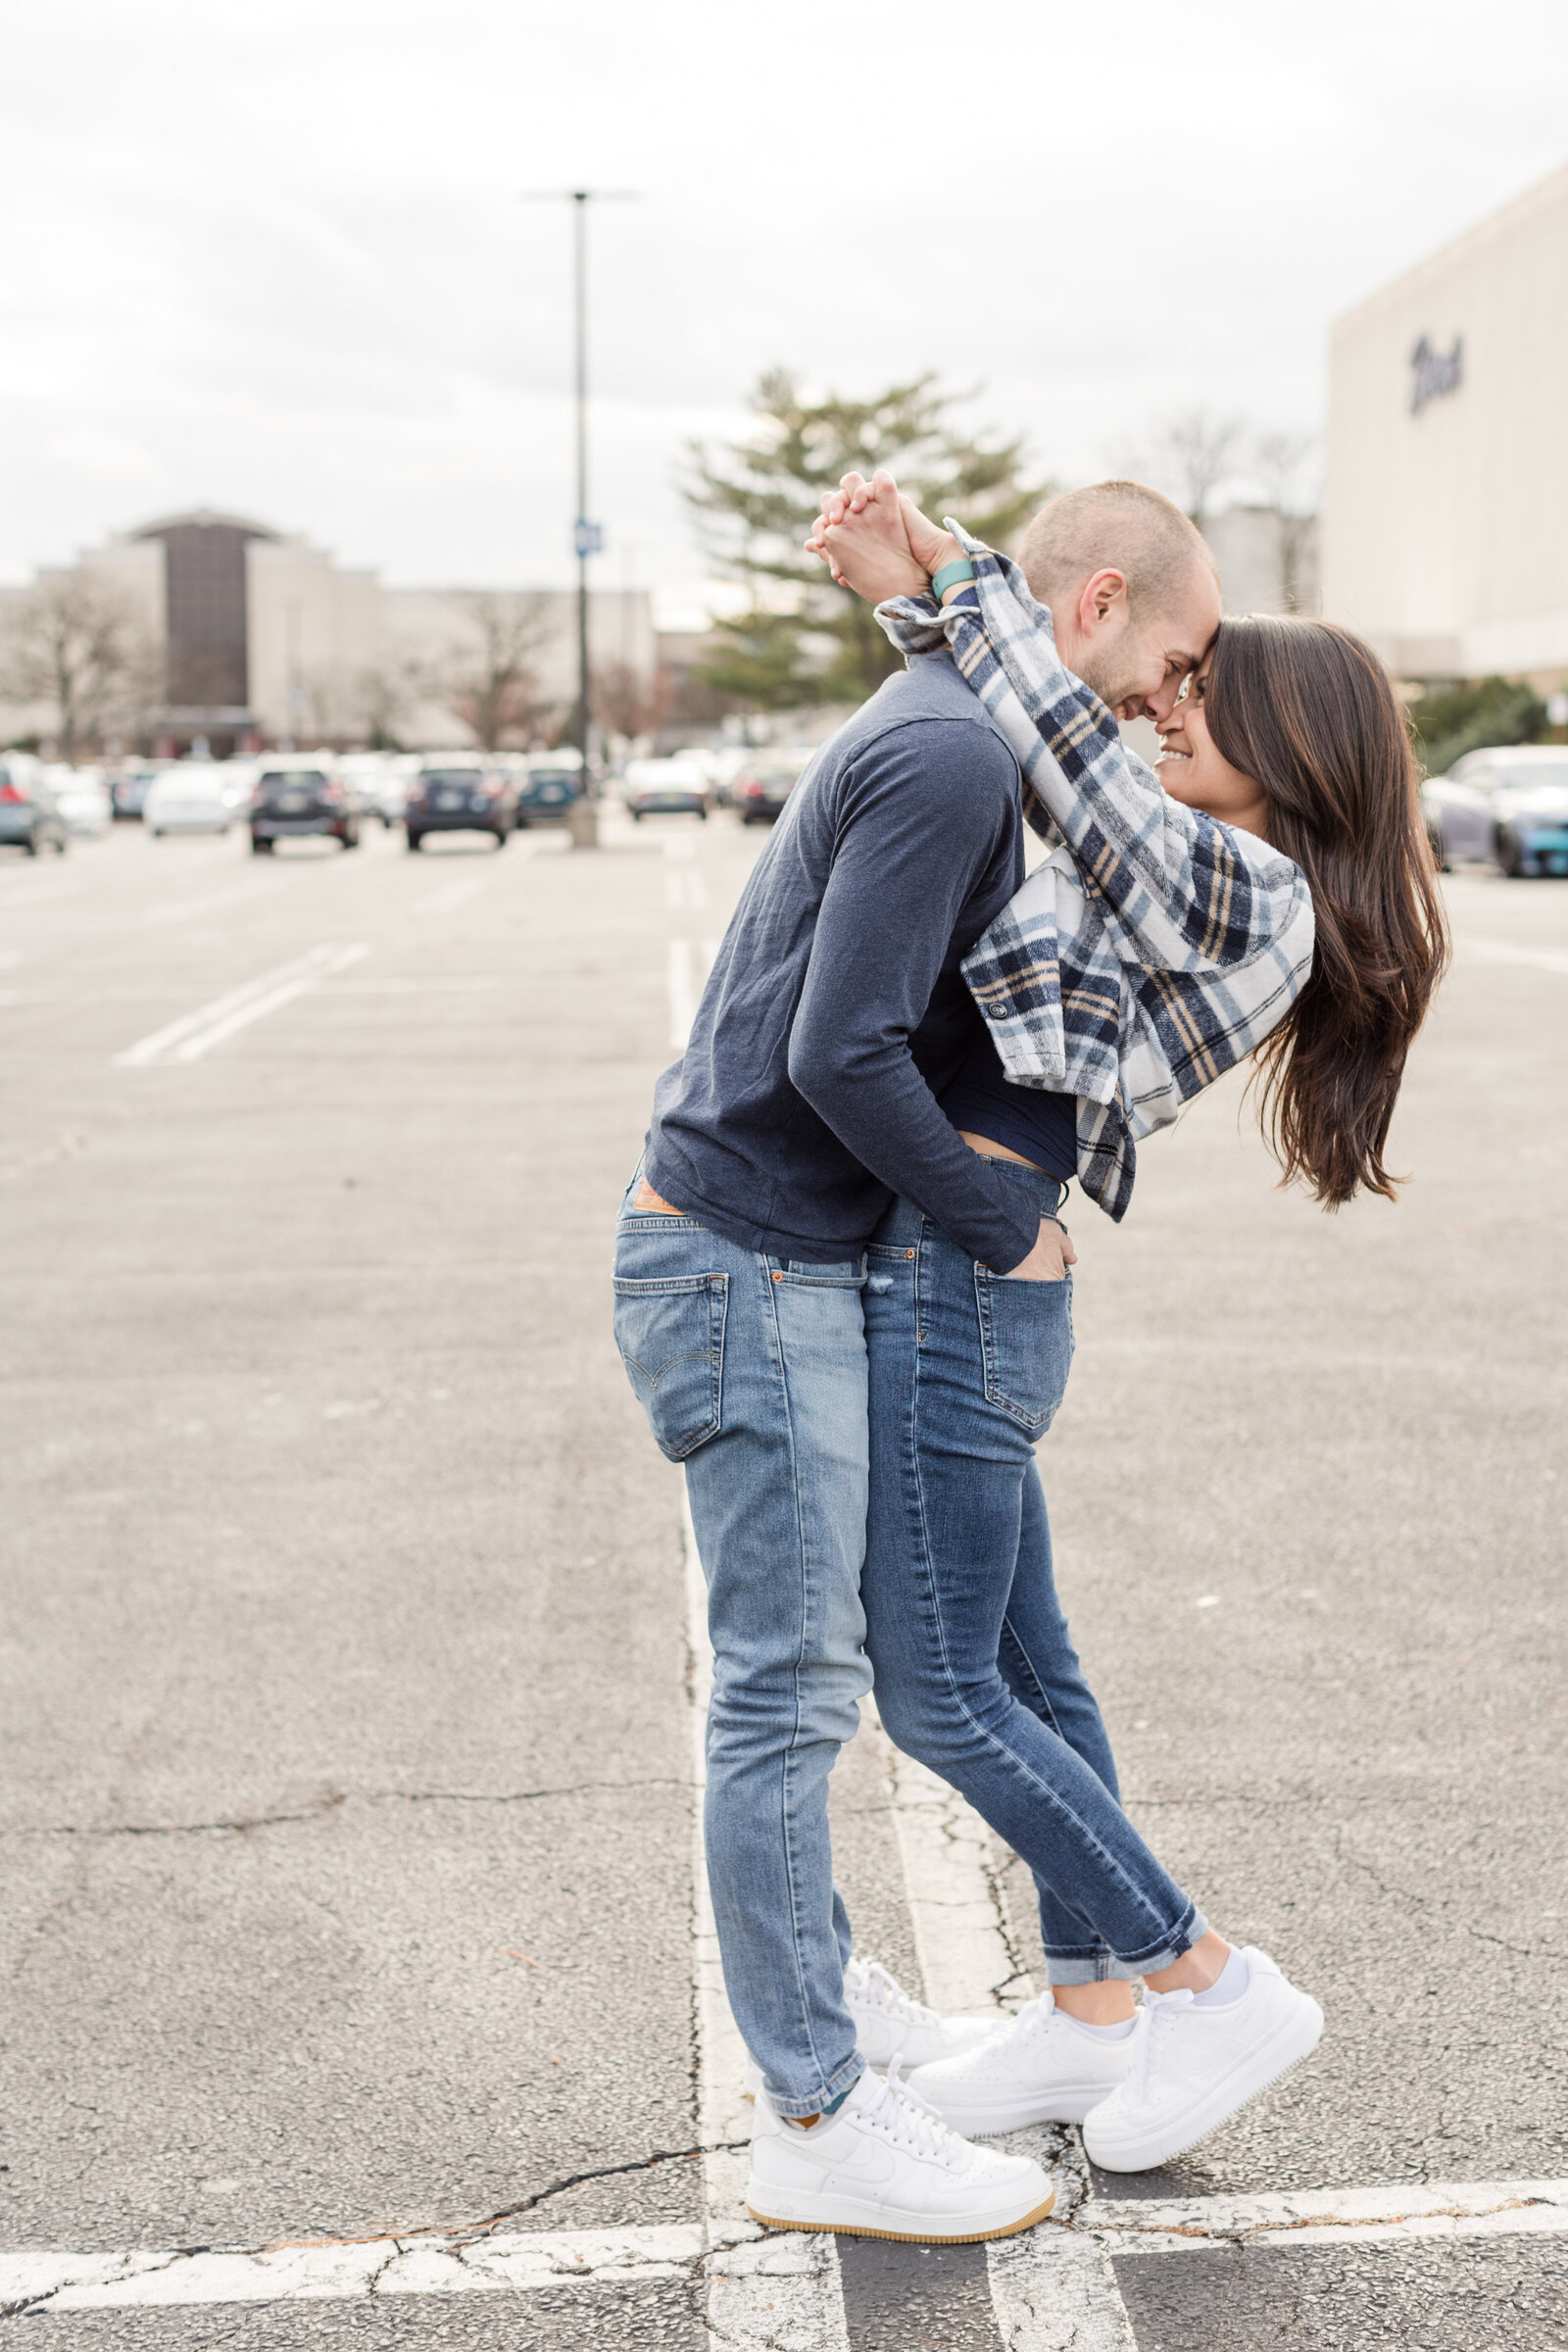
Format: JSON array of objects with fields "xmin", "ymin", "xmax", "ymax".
[
  {"xmin": 8, "ymin": 2177, "xmax": 1560, "ymax": 2321},
  {"xmin": 0, "ymin": 2225, "xmax": 704, "ymax": 2316},
  {"xmin": 880, "ymin": 1731, "xmax": 1028, "ymax": 2022},
  {"xmin": 667, "ymin": 936, "xmax": 719, "ymax": 1050},
  {"xmin": 114, "ymin": 945, "xmax": 370, "ymax": 1067}
]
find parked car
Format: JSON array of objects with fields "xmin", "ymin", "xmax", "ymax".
[
  {"xmin": 1423, "ymin": 745, "xmax": 1568, "ymax": 875},
  {"xmin": 731, "ymin": 747, "xmax": 811, "ymax": 825},
  {"xmin": 144, "ymin": 761, "xmax": 257, "ymax": 836},
  {"xmin": 515, "ymin": 750, "xmax": 584, "ymax": 825},
  {"xmin": 619, "ymin": 756, "xmax": 710, "ymax": 820},
  {"xmin": 250, "ymin": 760, "xmax": 364, "ymax": 854},
  {"xmin": 108, "ymin": 763, "xmax": 166, "ymax": 820},
  {"xmin": 404, "ymin": 757, "xmax": 516, "ymax": 850},
  {"xmin": 0, "ymin": 755, "xmax": 68, "ymax": 856},
  {"xmin": 47, "ymin": 765, "xmax": 112, "ymax": 837},
  {"xmin": 336, "ymin": 753, "xmax": 404, "ymax": 827},
  {"xmin": 699, "ymin": 747, "xmax": 750, "ymax": 810}
]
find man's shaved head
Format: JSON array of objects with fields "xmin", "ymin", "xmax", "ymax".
[
  {"xmin": 1018, "ymin": 480, "xmax": 1216, "ymax": 620},
  {"xmin": 1014, "ymin": 479, "xmax": 1221, "ymax": 720}
]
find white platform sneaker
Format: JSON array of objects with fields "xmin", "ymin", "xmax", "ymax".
[
  {"xmin": 844, "ymin": 1956, "xmax": 998, "ymax": 2071},
  {"xmin": 1082, "ymin": 1946, "xmax": 1324, "ymax": 2173},
  {"xmin": 747, "ymin": 2060, "xmax": 1056, "ymax": 2242},
  {"xmin": 743, "ymin": 1956, "xmax": 997, "ymax": 2098},
  {"xmin": 908, "ymin": 1988, "xmax": 1134, "ymax": 2132}
]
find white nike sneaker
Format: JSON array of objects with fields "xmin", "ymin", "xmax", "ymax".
[
  {"xmin": 1082, "ymin": 1946, "xmax": 1324, "ymax": 2173},
  {"xmin": 746, "ymin": 2060, "xmax": 1055, "ymax": 2242},
  {"xmin": 844, "ymin": 1956, "xmax": 999, "ymax": 2072},
  {"xmin": 742, "ymin": 1956, "xmax": 996, "ymax": 2099},
  {"xmin": 908, "ymin": 1988, "xmax": 1133, "ymax": 2132}
]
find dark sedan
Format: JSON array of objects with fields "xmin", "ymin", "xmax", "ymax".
[
  {"xmin": 732, "ymin": 748, "xmax": 811, "ymax": 825},
  {"xmin": 405, "ymin": 760, "xmax": 515, "ymax": 850},
  {"xmin": 250, "ymin": 761, "xmax": 364, "ymax": 854}
]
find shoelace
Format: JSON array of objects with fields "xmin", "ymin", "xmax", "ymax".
[
  {"xmin": 1010, "ymin": 1989, "xmax": 1060, "ymax": 2051},
  {"xmin": 1129, "ymin": 1987, "xmax": 1194, "ymax": 2104},
  {"xmin": 857, "ymin": 2058, "xmax": 970, "ymax": 2168},
  {"xmin": 847, "ymin": 1957, "xmax": 941, "ymax": 2029}
]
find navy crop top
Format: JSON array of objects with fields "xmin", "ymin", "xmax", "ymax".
[{"xmin": 938, "ymin": 1021, "xmax": 1078, "ymax": 1184}]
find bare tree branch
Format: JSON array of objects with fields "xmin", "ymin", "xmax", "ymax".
[
  {"xmin": 3, "ymin": 575, "xmax": 159, "ymax": 759},
  {"xmin": 421, "ymin": 595, "xmax": 561, "ymax": 751},
  {"xmin": 1127, "ymin": 407, "xmax": 1247, "ymax": 531}
]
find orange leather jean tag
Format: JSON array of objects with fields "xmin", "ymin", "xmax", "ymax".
[{"xmin": 634, "ymin": 1181, "xmax": 684, "ymax": 1214}]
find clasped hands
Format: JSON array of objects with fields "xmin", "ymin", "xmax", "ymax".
[{"xmin": 804, "ymin": 468, "xmax": 962, "ymax": 608}]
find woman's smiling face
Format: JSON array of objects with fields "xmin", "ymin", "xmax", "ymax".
[{"xmin": 1154, "ymin": 651, "xmax": 1272, "ymax": 839}]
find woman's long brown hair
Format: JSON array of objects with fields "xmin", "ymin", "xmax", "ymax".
[{"xmin": 1204, "ymin": 614, "xmax": 1449, "ymax": 1207}]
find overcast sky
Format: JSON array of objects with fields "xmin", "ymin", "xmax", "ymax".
[{"xmin": 4, "ymin": 0, "xmax": 1564, "ymax": 620}]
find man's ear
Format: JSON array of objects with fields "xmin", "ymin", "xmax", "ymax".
[{"xmin": 1077, "ymin": 568, "xmax": 1131, "ymax": 636}]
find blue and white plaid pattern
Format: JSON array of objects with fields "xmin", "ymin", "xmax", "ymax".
[{"xmin": 876, "ymin": 524, "xmax": 1315, "ymax": 1219}]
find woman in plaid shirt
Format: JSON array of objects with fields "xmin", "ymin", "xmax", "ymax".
[{"xmin": 808, "ymin": 473, "xmax": 1446, "ymax": 2173}]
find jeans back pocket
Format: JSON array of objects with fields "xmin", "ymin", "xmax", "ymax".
[
  {"xmin": 973, "ymin": 1268, "xmax": 1074, "ymax": 1435},
  {"xmin": 612, "ymin": 1273, "xmax": 729, "ymax": 1460}
]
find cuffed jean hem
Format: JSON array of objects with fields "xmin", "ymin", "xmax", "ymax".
[
  {"xmin": 1044, "ymin": 1901, "xmax": 1209, "ymax": 1986},
  {"xmin": 766, "ymin": 2050, "xmax": 865, "ymax": 2122}
]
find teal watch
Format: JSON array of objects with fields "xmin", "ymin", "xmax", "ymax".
[{"xmin": 929, "ymin": 557, "xmax": 976, "ymax": 602}]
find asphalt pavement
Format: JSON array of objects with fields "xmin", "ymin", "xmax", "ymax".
[{"xmin": 1, "ymin": 809, "xmax": 1564, "ymax": 2348}]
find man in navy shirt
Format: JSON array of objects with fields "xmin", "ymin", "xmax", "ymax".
[{"xmin": 612, "ymin": 481, "xmax": 1220, "ymax": 2242}]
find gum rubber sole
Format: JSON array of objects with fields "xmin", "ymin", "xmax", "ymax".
[{"xmin": 745, "ymin": 2189, "xmax": 1054, "ymax": 2243}]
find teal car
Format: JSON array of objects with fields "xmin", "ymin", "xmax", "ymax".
[{"xmin": 0, "ymin": 756, "xmax": 68, "ymax": 857}]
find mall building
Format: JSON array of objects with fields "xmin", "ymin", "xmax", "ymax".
[
  {"xmin": 0, "ymin": 511, "xmax": 656, "ymax": 757},
  {"xmin": 1323, "ymin": 160, "xmax": 1568, "ymax": 689}
]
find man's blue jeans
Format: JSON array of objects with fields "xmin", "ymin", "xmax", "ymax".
[
  {"xmin": 612, "ymin": 1173, "xmax": 868, "ymax": 2118},
  {"xmin": 862, "ymin": 1158, "xmax": 1206, "ymax": 1983}
]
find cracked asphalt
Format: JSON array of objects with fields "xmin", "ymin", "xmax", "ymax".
[{"xmin": 2, "ymin": 819, "xmax": 1565, "ymax": 2348}]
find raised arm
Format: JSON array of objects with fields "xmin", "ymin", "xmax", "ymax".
[{"xmin": 811, "ymin": 477, "xmax": 1307, "ymax": 982}]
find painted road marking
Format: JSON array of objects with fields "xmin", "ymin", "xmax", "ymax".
[
  {"xmin": 682, "ymin": 1488, "xmax": 852, "ymax": 2350},
  {"xmin": 114, "ymin": 945, "xmax": 369, "ymax": 1067},
  {"xmin": 880, "ymin": 1730, "xmax": 1028, "ymax": 2023},
  {"xmin": 0, "ymin": 2225, "xmax": 705, "ymax": 2316},
  {"xmin": 4, "ymin": 2163, "xmax": 1560, "ymax": 2320},
  {"xmin": 667, "ymin": 936, "xmax": 719, "ymax": 1050}
]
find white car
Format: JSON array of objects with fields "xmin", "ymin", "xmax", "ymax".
[
  {"xmin": 47, "ymin": 765, "xmax": 112, "ymax": 836},
  {"xmin": 619, "ymin": 757, "xmax": 710, "ymax": 820},
  {"xmin": 337, "ymin": 753, "xmax": 405, "ymax": 825},
  {"xmin": 144, "ymin": 761, "xmax": 257, "ymax": 836},
  {"xmin": 1423, "ymin": 744, "xmax": 1568, "ymax": 876}
]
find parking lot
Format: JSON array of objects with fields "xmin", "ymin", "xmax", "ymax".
[{"xmin": 2, "ymin": 809, "xmax": 1565, "ymax": 2348}]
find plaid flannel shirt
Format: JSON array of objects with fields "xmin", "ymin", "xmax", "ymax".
[{"xmin": 876, "ymin": 524, "xmax": 1315, "ymax": 1220}]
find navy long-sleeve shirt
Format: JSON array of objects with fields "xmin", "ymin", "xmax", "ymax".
[{"xmin": 643, "ymin": 652, "xmax": 1042, "ymax": 1272}]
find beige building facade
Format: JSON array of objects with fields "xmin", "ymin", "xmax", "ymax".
[
  {"xmin": 0, "ymin": 510, "xmax": 657, "ymax": 754},
  {"xmin": 1323, "ymin": 162, "xmax": 1568, "ymax": 686}
]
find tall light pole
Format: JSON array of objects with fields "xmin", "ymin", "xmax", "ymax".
[{"xmin": 523, "ymin": 188, "xmax": 633, "ymax": 781}]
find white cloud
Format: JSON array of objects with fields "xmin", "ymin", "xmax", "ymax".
[{"xmin": 0, "ymin": 0, "xmax": 1562, "ymax": 611}]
